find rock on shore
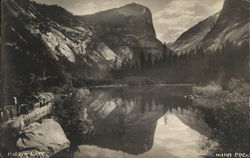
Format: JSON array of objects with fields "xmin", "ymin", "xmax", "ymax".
[{"xmin": 16, "ymin": 119, "xmax": 70, "ymax": 157}]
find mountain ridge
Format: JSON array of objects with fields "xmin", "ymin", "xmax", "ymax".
[
  {"xmin": 169, "ymin": 0, "xmax": 249, "ymax": 53},
  {"xmin": 168, "ymin": 12, "xmax": 220, "ymax": 54},
  {"xmin": 200, "ymin": 0, "xmax": 250, "ymax": 50},
  {"xmin": 2, "ymin": 0, "xmax": 171, "ymax": 88},
  {"xmin": 83, "ymin": 3, "xmax": 167, "ymax": 64}
]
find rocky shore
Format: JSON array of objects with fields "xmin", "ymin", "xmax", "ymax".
[
  {"xmin": 17, "ymin": 119, "xmax": 70, "ymax": 157},
  {"xmin": 0, "ymin": 92, "xmax": 71, "ymax": 158},
  {"xmin": 1, "ymin": 118, "xmax": 70, "ymax": 158}
]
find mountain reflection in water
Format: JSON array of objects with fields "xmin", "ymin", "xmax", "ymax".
[
  {"xmin": 65, "ymin": 86, "xmax": 219, "ymax": 158},
  {"xmin": 74, "ymin": 114, "xmax": 217, "ymax": 158}
]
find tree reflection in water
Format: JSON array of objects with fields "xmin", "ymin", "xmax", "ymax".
[{"xmin": 53, "ymin": 86, "xmax": 250, "ymax": 158}]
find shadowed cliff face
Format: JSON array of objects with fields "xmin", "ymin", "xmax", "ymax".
[
  {"xmin": 83, "ymin": 3, "xmax": 165, "ymax": 62},
  {"xmin": 84, "ymin": 3, "xmax": 156, "ymax": 37}
]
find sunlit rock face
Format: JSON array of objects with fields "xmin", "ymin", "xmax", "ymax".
[
  {"xmin": 83, "ymin": 3, "xmax": 165, "ymax": 63},
  {"xmin": 2, "ymin": 0, "xmax": 120, "ymax": 80}
]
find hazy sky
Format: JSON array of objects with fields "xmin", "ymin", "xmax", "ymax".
[{"xmin": 33, "ymin": 0, "xmax": 224, "ymax": 43}]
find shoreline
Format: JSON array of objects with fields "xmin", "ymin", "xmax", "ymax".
[{"xmin": 83, "ymin": 83, "xmax": 196, "ymax": 89}]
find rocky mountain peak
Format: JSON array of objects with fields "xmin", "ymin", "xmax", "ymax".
[
  {"xmin": 223, "ymin": 0, "xmax": 249, "ymax": 13},
  {"xmin": 82, "ymin": 3, "xmax": 165, "ymax": 62},
  {"xmin": 217, "ymin": 0, "xmax": 249, "ymax": 24},
  {"xmin": 170, "ymin": 0, "xmax": 249, "ymax": 52},
  {"xmin": 84, "ymin": 3, "xmax": 155, "ymax": 37},
  {"xmin": 200, "ymin": 0, "xmax": 249, "ymax": 50},
  {"xmin": 117, "ymin": 3, "xmax": 151, "ymax": 17}
]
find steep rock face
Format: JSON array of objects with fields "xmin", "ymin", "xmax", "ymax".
[
  {"xmin": 16, "ymin": 119, "xmax": 70, "ymax": 156},
  {"xmin": 2, "ymin": 0, "xmax": 121, "ymax": 80},
  {"xmin": 169, "ymin": 0, "xmax": 249, "ymax": 53},
  {"xmin": 216, "ymin": 0, "xmax": 249, "ymax": 24},
  {"xmin": 3, "ymin": 0, "xmax": 170, "ymax": 81},
  {"xmin": 83, "ymin": 3, "xmax": 165, "ymax": 63},
  {"xmin": 201, "ymin": 0, "xmax": 250, "ymax": 50},
  {"xmin": 84, "ymin": 3, "xmax": 156, "ymax": 37},
  {"xmin": 168, "ymin": 12, "xmax": 220, "ymax": 54}
]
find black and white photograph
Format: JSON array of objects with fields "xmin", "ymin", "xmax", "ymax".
[{"xmin": 0, "ymin": 0, "xmax": 249, "ymax": 157}]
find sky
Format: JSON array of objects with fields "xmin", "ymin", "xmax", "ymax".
[{"xmin": 33, "ymin": 0, "xmax": 224, "ymax": 43}]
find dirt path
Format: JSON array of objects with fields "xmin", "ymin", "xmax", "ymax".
[{"xmin": 2, "ymin": 93, "xmax": 55, "ymax": 130}]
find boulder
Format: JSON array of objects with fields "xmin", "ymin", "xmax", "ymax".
[{"xmin": 16, "ymin": 119, "xmax": 70, "ymax": 156}]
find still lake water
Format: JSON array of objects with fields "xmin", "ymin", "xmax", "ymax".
[{"xmin": 60, "ymin": 85, "xmax": 222, "ymax": 158}]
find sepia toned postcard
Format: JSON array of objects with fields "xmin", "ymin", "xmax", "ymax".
[{"xmin": 0, "ymin": 0, "xmax": 249, "ymax": 158}]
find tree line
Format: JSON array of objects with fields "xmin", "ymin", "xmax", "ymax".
[{"xmin": 112, "ymin": 41, "xmax": 249, "ymax": 83}]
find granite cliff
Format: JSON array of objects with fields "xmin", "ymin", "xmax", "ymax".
[
  {"xmin": 84, "ymin": 3, "xmax": 165, "ymax": 63},
  {"xmin": 169, "ymin": 0, "xmax": 249, "ymax": 52},
  {"xmin": 2, "ymin": 0, "xmax": 168, "ymax": 85},
  {"xmin": 201, "ymin": 0, "xmax": 249, "ymax": 50},
  {"xmin": 168, "ymin": 12, "xmax": 220, "ymax": 54}
]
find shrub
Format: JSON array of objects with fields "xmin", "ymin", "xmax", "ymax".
[
  {"xmin": 193, "ymin": 82, "xmax": 222, "ymax": 97},
  {"xmin": 208, "ymin": 105, "xmax": 250, "ymax": 152},
  {"xmin": 48, "ymin": 87, "xmax": 64, "ymax": 94},
  {"xmin": 227, "ymin": 78, "xmax": 241, "ymax": 92},
  {"xmin": 53, "ymin": 88, "xmax": 93, "ymax": 146}
]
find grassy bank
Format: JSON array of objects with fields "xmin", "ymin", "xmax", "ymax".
[
  {"xmin": 193, "ymin": 78, "xmax": 250, "ymax": 108},
  {"xmin": 192, "ymin": 78, "xmax": 250, "ymax": 153}
]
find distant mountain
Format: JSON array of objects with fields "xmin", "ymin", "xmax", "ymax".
[
  {"xmin": 83, "ymin": 3, "xmax": 166, "ymax": 62},
  {"xmin": 3, "ymin": 0, "xmax": 173, "ymax": 87},
  {"xmin": 168, "ymin": 12, "xmax": 220, "ymax": 54},
  {"xmin": 201, "ymin": 0, "xmax": 249, "ymax": 50},
  {"xmin": 169, "ymin": 0, "xmax": 249, "ymax": 53}
]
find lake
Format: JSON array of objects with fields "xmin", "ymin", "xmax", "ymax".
[{"xmin": 55, "ymin": 85, "xmax": 249, "ymax": 158}]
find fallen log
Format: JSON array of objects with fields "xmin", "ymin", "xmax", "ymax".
[{"xmin": 3, "ymin": 104, "xmax": 53, "ymax": 130}]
